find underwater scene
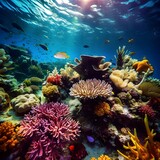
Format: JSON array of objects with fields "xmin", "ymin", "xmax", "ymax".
[{"xmin": 0, "ymin": 0, "xmax": 160, "ymax": 160}]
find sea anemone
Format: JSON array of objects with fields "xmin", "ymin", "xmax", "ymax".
[{"xmin": 70, "ymin": 78, "xmax": 113, "ymax": 99}]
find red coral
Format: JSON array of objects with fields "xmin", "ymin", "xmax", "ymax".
[
  {"xmin": 138, "ymin": 105, "xmax": 156, "ymax": 118},
  {"xmin": 46, "ymin": 74, "xmax": 62, "ymax": 85}
]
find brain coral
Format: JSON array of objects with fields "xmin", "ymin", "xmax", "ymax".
[
  {"xmin": 11, "ymin": 93, "xmax": 40, "ymax": 114},
  {"xmin": 70, "ymin": 78, "xmax": 112, "ymax": 99}
]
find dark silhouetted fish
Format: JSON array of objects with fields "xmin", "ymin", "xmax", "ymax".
[
  {"xmin": 11, "ymin": 22, "xmax": 24, "ymax": 32},
  {"xmin": 83, "ymin": 45, "xmax": 89, "ymax": 48},
  {"xmin": 0, "ymin": 24, "xmax": 11, "ymax": 33},
  {"xmin": 38, "ymin": 44, "xmax": 48, "ymax": 51}
]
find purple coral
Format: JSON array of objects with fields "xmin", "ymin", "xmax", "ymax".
[{"xmin": 19, "ymin": 102, "xmax": 80, "ymax": 160}]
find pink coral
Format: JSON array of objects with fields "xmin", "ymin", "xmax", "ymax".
[{"xmin": 19, "ymin": 102, "xmax": 80, "ymax": 160}]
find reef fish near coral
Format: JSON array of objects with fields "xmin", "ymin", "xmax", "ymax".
[{"xmin": 54, "ymin": 52, "xmax": 70, "ymax": 59}]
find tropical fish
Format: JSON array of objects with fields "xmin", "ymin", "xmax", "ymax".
[
  {"xmin": 128, "ymin": 38, "xmax": 134, "ymax": 43},
  {"xmin": 129, "ymin": 51, "xmax": 136, "ymax": 56},
  {"xmin": 86, "ymin": 135, "xmax": 95, "ymax": 143},
  {"xmin": 105, "ymin": 39, "xmax": 110, "ymax": 44},
  {"xmin": 54, "ymin": 52, "xmax": 69, "ymax": 59},
  {"xmin": 0, "ymin": 24, "xmax": 11, "ymax": 33},
  {"xmin": 11, "ymin": 22, "xmax": 24, "ymax": 32},
  {"xmin": 83, "ymin": 45, "xmax": 89, "ymax": 48},
  {"xmin": 118, "ymin": 36, "xmax": 124, "ymax": 41},
  {"xmin": 68, "ymin": 145, "xmax": 75, "ymax": 152},
  {"xmin": 38, "ymin": 44, "xmax": 48, "ymax": 51}
]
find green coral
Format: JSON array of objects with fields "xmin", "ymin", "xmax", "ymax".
[{"xmin": 138, "ymin": 78, "xmax": 160, "ymax": 97}]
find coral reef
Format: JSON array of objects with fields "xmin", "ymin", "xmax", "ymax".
[
  {"xmin": 18, "ymin": 102, "xmax": 80, "ymax": 160},
  {"xmin": 0, "ymin": 121, "xmax": 19, "ymax": 152},
  {"xmin": 70, "ymin": 78, "xmax": 113, "ymax": 99},
  {"xmin": 11, "ymin": 94, "xmax": 40, "ymax": 114}
]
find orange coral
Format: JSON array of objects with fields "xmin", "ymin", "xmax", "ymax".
[
  {"xmin": 0, "ymin": 121, "xmax": 19, "ymax": 152},
  {"xmin": 132, "ymin": 60, "xmax": 153, "ymax": 72},
  {"xmin": 94, "ymin": 102, "xmax": 111, "ymax": 116},
  {"xmin": 90, "ymin": 154, "xmax": 111, "ymax": 160}
]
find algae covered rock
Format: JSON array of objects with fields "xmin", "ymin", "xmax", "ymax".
[{"xmin": 11, "ymin": 93, "xmax": 40, "ymax": 114}]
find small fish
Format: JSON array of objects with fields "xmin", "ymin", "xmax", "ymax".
[
  {"xmin": 0, "ymin": 24, "xmax": 11, "ymax": 33},
  {"xmin": 128, "ymin": 38, "xmax": 134, "ymax": 43},
  {"xmin": 129, "ymin": 51, "xmax": 136, "ymax": 56},
  {"xmin": 38, "ymin": 44, "xmax": 48, "ymax": 51},
  {"xmin": 54, "ymin": 52, "xmax": 69, "ymax": 59},
  {"xmin": 118, "ymin": 36, "xmax": 124, "ymax": 41},
  {"xmin": 68, "ymin": 145, "xmax": 75, "ymax": 152},
  {"xmin": 105, "ymin": 39, "xmax": 110, "ymax": 44},
  {"xmin": 86, "ymin": 135, "xmax": 95, "ymax": 143},
  {"xmin": 11, "ymin": 22, "xmax": 24, "ymax": 32},
  {"xmin": 83, "ymin": 45, "xmax": 89, "ymax": 48}
]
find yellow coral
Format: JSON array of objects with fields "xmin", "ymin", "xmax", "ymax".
[
  {"xmin": 42, "ymin": 83, "xmax": 59, "ymax": 97},
  {"xmin": 133, "ymin": 59, "xmax": 153, "ymax": 72},
  {"xmin": 117, "ymin": 114, "xmax": 160, "ymax": 160},
  {"xmin": 90, "ymin": 154, "xmax": 111, "ymax": 160},
  {"xmin": 94, "ymin": 102, "xmax": 111, "ymax": 116},
  {"xmin": 0, "ymin": 122, "xmax": 19, "ymax": 152}
]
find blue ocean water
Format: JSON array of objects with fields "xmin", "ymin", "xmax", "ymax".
[{"xmin": 0, "ymin": 0, "xmax": 160, "ymax": 78}]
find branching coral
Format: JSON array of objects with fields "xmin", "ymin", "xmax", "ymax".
[
  {"xmin": 0, "ymin": 121, "xmax": 19, "ymax": 152},
  {"xmin": 18, "ymin": 102, "xmax": 80, "ymax": 160},
  {"xmin": 90, "ymin": 154, "xmax": 111, "ymax": 160},
  {"xmin": 70, "ymin": 78, "xmax": 113, "ymax": 99},
  {"xmin": 117, "ymin": 114, "xmax": 160, "ymax": 160}
]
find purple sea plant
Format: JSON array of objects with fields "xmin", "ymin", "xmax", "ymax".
[{"xmin": 18, "ymin": 102, "xmax": 81, "ymax": 160}]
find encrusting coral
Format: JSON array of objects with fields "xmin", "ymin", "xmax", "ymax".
[
  {"xmin": 0, "ymin": 87, "xmax": 10, "ymax": 110},
  {"xmin": 18, "ymin": 102, "xmax": 80, "ymax": 160},
  {"xmin": 0, "ymin": 121, "xmax": 19, "ymax": 152},
  {"xmin": 70, "ymin": 78, "xmax": 113, "ymax": 99},
  {"xmin": 117, "ymin": 114, "xmax": 160, "ymax": 160}
]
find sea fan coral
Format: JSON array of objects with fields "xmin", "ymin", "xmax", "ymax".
[
  {"xmin": 0, "ymin": 121, "xmax": 19, "ymax": 152},
  {"xmin": 70, "ymin": 78, "xmax": 112, "ymax": 99},
  {"xmin": 18, "ymin": 102, "xmax": 80, "ymax": 160}
]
